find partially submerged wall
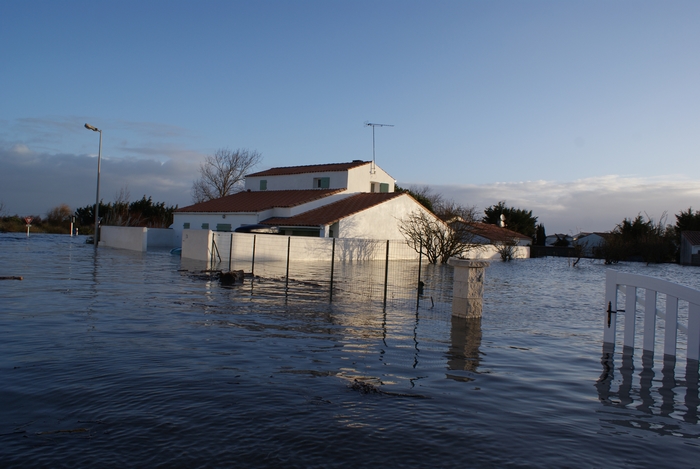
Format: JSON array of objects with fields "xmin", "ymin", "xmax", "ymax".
[
  {"xmin": 181, "ymin": 229, "xmax": 214, "ymax": 262},
  {"xmin": 100, "ymin": 226, "xmax": 147, "ymax": 251}
]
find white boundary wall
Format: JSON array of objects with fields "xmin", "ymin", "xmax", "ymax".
[
  {"xmin": 209, "ymin": 232, "xmax": 418, "ymax": 263},
  {"xmin": 180, "ymin": 231, "xmax": 530, "ymax": 265},
  {"xmin": 101, "ymin": 226, "xmax": 147, "ymax": 251},
  {"xmin": 100, "ymin": 226, "xmax": 176, "ymax": 251},
  {"xmin": 182, "ymin": 229, "xmax": 214, "ymax": 262},
  {"xmin": 467, "ymin": 245, "xmax": 530, "ymax": 260}
]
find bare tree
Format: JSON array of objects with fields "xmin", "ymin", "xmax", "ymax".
[
  {"xmin": 399, "ymin": 209, "xmax": 483, "ymax": 264},
  {"xmin": 192, "ymin": 148, "xmax": 262, "ymax": 203},
  {"xmin": 46, "ymin": 204, "xmax": 73, "ymax": 224},
  {"xmin": 494, "ymin": 237, "xmax": 518, "ymax": 262}
]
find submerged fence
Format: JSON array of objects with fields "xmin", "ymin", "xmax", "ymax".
[
  {"xmin": 197, "ymin": 232, "xmax": 454, "ymax": 313},
  {"xmin": 604, "ymin": 270, "xmax": 700, "ymax": 362}
]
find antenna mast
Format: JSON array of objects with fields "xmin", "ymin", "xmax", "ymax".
[{"xmin": 365, "ymin": 122, "xmax": 394, "ymax": 174}]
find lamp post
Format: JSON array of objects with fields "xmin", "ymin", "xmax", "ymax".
[{"xmin": 84, "ymin": 123, "xmax": 102, "ymax": 247}]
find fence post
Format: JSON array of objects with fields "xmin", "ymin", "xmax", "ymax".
[
  {"xmin": 416, "ymin": 239, "xmax": 423, "ymax": 309},
  {"xmin": 383, "ymin": 240, "xmax": 390, "ymax": 309},
  {"xmin": 229, "ymin": 233, "xmax": 233, "ymax": 271},
  {"xmin": 251, "ymin": 235, "xmax": 256, "ymax": 277},
  {"xmin": 285, "ymin": 236, "xmax": 291, "ymax": 297},
  {"xmin": 330, "ymin": 238, "xmax": 336, "ymax": 303}
]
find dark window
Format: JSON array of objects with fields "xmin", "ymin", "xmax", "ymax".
[
  {"xmin": 201, "ymin": 223, "xmax": 209, "ymax": 229},
  {"xmin": 313, "ymin": 177, "xmax": 330, "ymax": 189},
  {"xmin": 260, "ymin": 180, "xmax": 267, "ymax": 190},
  {"xmin": 183, "ymin": 222, "xmax": 190, "ymax": 229}
]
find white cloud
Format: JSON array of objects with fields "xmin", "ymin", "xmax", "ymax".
[{"xmin": 402, "ymin": 175, "xmax": 700, "ymax": 234}]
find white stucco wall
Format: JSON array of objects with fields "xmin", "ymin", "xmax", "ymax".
[
  {"xmin": 181, "ymin": 229, "xmax": 214, "ymax": 262},
  {"xmin": 245, "ymin": 171, "xmax": 350, "ymax": 191},
  {"xmin": 244, "ymin": 162, "xmax": 394, "ymax": 193},
  {"xmin": 338, "ymin": 194, "xmax": 433, "ymax": 239},
  {"xmin": 100, "ymin": 226, "xmax": 147, "ymax": 252},
  {"xmin": 346, "ymin": 164, "xmax": 395, "ymax": 193},
  {"xmin": 463, "ymin": 245, "xmax": 530, "ymax": 260},
  {"xmin": 209, "ymin": 232, "xmax": 419, "ymax": 267}
]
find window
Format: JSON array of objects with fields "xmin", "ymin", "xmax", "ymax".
[
  {"xmin": 260, "ymin": 179, "xmax": 267, "ymax": 190},
  {"xmin": 379, "ymin": 183, "xmax": 389, "ymax": 193},
  {"xmin": 216, "ymin": 224, "xmax": 232, "ymax": 232},
  {"xmin": 183, "ymin": 222, "xmax": 190, "ymax": 229},
  {"xmin": 313, "ymin": 177, "xmax": 330, "ymax": 189},
  {"xmin": 201, "ymin": 223, "xmax": 209, "ymax": 229}
]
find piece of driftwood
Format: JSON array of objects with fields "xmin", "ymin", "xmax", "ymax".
[{"xmin": 0, "ymin": 276, "xmax": 23, "ymax": 280}]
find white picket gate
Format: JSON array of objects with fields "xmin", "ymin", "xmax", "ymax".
[{"xmin": 604, "ymin": 270, "xmax": 700, "ymax": 361}]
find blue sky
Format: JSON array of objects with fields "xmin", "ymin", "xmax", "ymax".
[{"xmin": 1, "ymin": 1, "xmax": 699, "ymax": 233}]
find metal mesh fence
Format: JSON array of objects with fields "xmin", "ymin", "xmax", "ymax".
[{"xmin": 209, "ymin": 232, "xmax": 453, "ymax": 314}]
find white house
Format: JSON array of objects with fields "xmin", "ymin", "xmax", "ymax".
[
  {"xmin": 244, "ymin": 160, "xmax": 395, "ymax": 193},
  {"xmin": 573, "ymin": 232, "xmax": 609, "ymax": 257},
  {"xmin": 172, "ymin": 161, "xmax": 409, "ymax": 245}
]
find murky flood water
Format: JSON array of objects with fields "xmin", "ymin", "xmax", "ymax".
[{"xmin": 1, "ymin": 233, "xmax": 699, "ymax": 468}]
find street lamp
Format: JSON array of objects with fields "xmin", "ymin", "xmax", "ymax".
[{"xmin": 84, "ymin": 123, "xmax": 102, "ymax": 247}]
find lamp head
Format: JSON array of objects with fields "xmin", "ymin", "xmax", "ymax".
[{"xmin": 84, "ymin": 123, "xmax": 100, "ymax": 132}]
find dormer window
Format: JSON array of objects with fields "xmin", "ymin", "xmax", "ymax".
[{"xmin": 313, "ymin": 177, "xmax": 330, "ymax": 189}]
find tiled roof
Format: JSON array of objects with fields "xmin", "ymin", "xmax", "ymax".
[
  {"xmin": 682, "ymin": 231, "xmax": 700, "ymax": 245},
  {"xmin": 466, "ymin": 223, "xmax": 532, "ymax": 243},
  {"xmin": 261, "ymin": 192, "xmax": 404, "ymax": 226},
  {"xmin": 246, "ymin": 161, "xmax": 370, "ymax": 177},
  {"xmin": 175, "ymin": 189, "xmax": 344, "ymax": 213}
]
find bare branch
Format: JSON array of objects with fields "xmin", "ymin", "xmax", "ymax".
[{"xmin": 192, "ymin": 148, "xmax": 262, "ymax": 203}]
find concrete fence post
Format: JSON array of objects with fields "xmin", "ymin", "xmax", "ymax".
[{"xmin": 447, "ymin": 258, "xmax": 490, "ymax": 318}]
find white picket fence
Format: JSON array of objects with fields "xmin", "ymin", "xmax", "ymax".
[{"xmin": 604, "ymin": 270, "xmax": 700, "ymax": 361}]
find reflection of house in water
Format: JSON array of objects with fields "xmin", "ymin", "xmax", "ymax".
[{"xmin": 446, "ymin": 316, "xmax": 482, "ymax": 381}]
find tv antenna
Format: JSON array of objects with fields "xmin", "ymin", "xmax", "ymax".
[{"xmin": 365, "ymin": 122, "xmax": 394, "ymax": 174}]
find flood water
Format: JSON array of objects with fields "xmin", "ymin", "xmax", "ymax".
[{"xmin": 1, "ymin": 233, "xmax": 699, "ymax": 468}]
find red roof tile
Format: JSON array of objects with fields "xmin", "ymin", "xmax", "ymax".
[
  {"xmin": 261, "ymin": 192, "xmax": 405, "ymax": 226},
  {"xmin": 175, "ymin": 189, "xmax": 343, "ymax": 213},
  {"xmin": 246, "ymin": 161, "xmax": 370, "ymax": 177}
]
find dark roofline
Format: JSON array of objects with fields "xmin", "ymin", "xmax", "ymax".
[
  {"xmin": 260, "ymin": 192, "xmax": 408, "ymax": 227},
  {"xmin": 246, "ymin": 161, "xmax": 370, "ymax": 178}
]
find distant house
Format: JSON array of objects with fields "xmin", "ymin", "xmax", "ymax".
[
  {"xmin": 545, "ymin": 234, "xmax": 573, "ymax": 247},
  {"xmin": 573, "ymin": 232, "xmax": 610, "ymax": 257},
  {"xmin": 680, "ymin": 231, "xmax": 700, "ymax": 266},
  {"xmin": 172, "ymin": 161, "xmax": 432, "ymax": 245},
  {"xmin": 466, "ymin": 223, "xmax": 531, "ymax": 246},
  {"xmin": 445, "ymin": 220, "xmax": 530, "ymax": 259}
]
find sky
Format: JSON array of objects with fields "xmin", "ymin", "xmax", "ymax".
[{"xmin": 1, "ymin": 1, "xmax": 699, "ymax": 234}]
